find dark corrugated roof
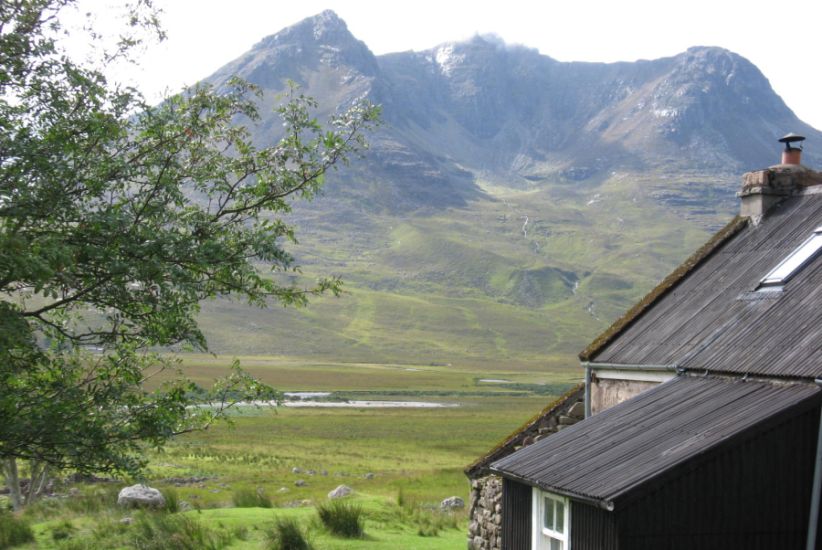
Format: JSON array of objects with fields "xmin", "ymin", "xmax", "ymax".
[
  {"xmin": 490, "ymin": 376, "xmax": 820, "ymax": 509},
  {"xmin": 591, "ymin": 193, "xmax": 822, "ymax": 378}
]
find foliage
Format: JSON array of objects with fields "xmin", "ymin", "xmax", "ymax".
[
  {"xmin": 0, "ymin": 0, "xmax": 378, "ymax": 502},
  {"xmin": 232, "ymin": 487, "xmax": 272, "ymax": 508},
  {"xmin": 266, "ymin": 516, "xmax": 313, "ymax": 550},
  {"xmin": 0, "ymin": 511, "xmax": 34, "ymax": 549},
  {"xmin": 316, "ymin": 500, "xmax": 364, "ymax": 538}
]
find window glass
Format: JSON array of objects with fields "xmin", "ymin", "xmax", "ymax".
[
  {"xmin": 544, "ymin": 496, "xmax": 555, "ymax": 530},
  {"xmin": 555, "ymin": 500, "xmax": 564, "ymax": 534},
  {"xmin": 761, "ymin": 229, "xmax": 822, "ymax": 286},
  {"xmin": 535, "ymin": 489, "xmax": 568, "ymax": 550}
]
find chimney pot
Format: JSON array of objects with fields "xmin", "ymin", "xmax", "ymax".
[{"xmin": 778, "ymin": 133, "xmax": 805, "ymax": 165}]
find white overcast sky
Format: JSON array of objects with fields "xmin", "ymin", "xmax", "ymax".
[{"xmin": 76, "ymin": 0, "xmax": 822, "ymax": 130}]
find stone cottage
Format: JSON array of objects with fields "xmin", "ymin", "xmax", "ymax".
[{"xmin": 468, "ymin": 135, "xmax": 822, "ymax": 549}]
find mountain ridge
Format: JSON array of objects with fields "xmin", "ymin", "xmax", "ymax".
[
  {"xmin": 204, "ymin": 11, "xmax": 820, "ymax": 212},
  {"xmin": 191, "ymin": 12, "xmax": 821, "ymax": 367}
]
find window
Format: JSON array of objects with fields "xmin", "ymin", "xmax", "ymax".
[
  {"xmin": 532, "ymin": 489, "xmax": 569, "ymax": 550},
  {"xmin": 760, "ymin": 226, "xmax": 822, "ymax": 288}
]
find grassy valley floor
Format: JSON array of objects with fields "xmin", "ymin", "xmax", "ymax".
[{"xmin": 9, "ymin": 356, "xmax": 577, "ymax": 549}]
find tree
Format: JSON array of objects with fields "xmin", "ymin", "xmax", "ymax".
[{"xmin": 0, "ymin": 0, "xmax": 379, "ymax": 508}]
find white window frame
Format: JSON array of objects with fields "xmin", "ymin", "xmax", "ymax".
[
  {"xmin": 759, "ymin": 226, "xmax": 822, "ymax": 288},
  {"xmin": 532, "ymin": 488, "xmax": 570, "ymax": 550}
]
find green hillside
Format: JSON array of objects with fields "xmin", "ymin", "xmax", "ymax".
[{"xmin": 196, "ymin": 170, "xmax": 732, "ymax": 370}]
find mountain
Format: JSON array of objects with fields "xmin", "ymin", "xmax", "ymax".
[{"xmin": 193, "ymin": 11, "xmax": 821, "ymax": 371}]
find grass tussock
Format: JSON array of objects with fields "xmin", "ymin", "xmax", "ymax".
[
  {"xmin": 414, "ymin": 508, "xmax": 460, "ymax": 537},
  {"xmin": 130, "ymin": 513, "xmax": 233, "ymax": 550},
  {"xmin": 384, "ymin": 493, "xmax": 463, "ymax": 538},
  {"xmin": 316, "ymin": 500, "xmax": 364, "ymax": 538},
  {"xmin": 265, "ymin": 516, "xmax": 312, "ymax": 550},
  {"xmin": 232, "ymin": 487, "xmax": 272, "ymax": 508},
  {"xmin": 50, "ymin": 519, "xmax": 77, "ymax": 541},
  {"xmin": 161, "ymin": 487, "xmax": 180, "ymax": 513},
  {"xmin": 0, "ymin": 512, "xmax": 34, "ymax": 549}
]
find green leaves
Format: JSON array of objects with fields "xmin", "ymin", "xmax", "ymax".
[{"xmin": 0, "ymin": 0, "xmax": 378, "ymax": 487}]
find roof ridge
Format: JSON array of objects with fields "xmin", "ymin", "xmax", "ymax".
[{"xmin": 579, "ymin": 216, "xmax": 749, "ymax": 362}]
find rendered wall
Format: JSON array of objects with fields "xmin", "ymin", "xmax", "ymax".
[{"xmin": 591, "ymin": 378, "xmax": 659, "ymax": 415}]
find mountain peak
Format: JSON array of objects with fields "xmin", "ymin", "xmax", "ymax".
[
  {"xmin": 304, "ymin": 9, "xmax": 349, "ymax": 41},
  {"xmin": 254, "ymin": 10, "xmax": 357, "ymax": 51},
  {"xmin": 225, "ymin": 10, "xmax": 378, "ymax": 83}
]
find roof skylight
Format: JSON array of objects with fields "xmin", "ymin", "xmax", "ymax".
[{"xmin": 759, "ymin": 226, "xmax": 822, "ymax": 287}]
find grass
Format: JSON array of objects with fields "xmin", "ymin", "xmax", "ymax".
[
  {"xmin": 233, "ymin": 487, "xmax": 273, "ymax": 509},
  {"xmin": 130, "ymin": 513, "xmax": 235, "ymax": 550},
  {"xmin": 21, "ymin": 485, "xmax": 121, "ymax": 521},
  {"xmin": 317, "ymin": 500, "xmax": 364, "ymax": 538},
  {"xmin": 144, "ymin": 394, "xmax": 553, "ymax": 510},
  {"xmin": 162, "ymin": 487, "xmax": 181, "ymax": 513},
  {"xmin": 18, "ymin": 360, "xmax": 562, "ymax": 548},
  {"xmin": 0, "ymin": 512, "xmax": 34, "ymax": 549},
  {"xmin": 49, "ymin": 520, "xmax": 76, "ymax": 542},
  {"xmin": 266, "ymin": 516, "xmax": 312, "ymax": 550}
]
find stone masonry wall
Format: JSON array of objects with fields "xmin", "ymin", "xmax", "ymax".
[{"xmin": 468, "ymin": 475, "xmax": 502, "ymax": 550}]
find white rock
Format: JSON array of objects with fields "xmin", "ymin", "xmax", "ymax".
[
  {"xmin": 328, "ymin": 485, "xmax": 353, "ymax": 499},
  {"xmin": 441, "ymin": 496, "xmax": 465, "ymax": 510},
  {"xmin": 117, "ymin": 484, "xmax": 165, "ymax": 508}
]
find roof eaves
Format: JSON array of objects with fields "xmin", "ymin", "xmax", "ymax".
[
  {"xmin": 489, "ymin": 468, "xmax": 616, "ymax": 511},
  {"xmin": 579, "ymin": 216, "xmax": 749, "ymax": 362},
  {"xmin": 464, "ymin": 383, "xmax": 584, "ymax": 478}
]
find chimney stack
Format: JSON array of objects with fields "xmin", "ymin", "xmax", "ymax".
[{"xmin": 739, "ymin": 134, "xmax": 822, "ymax": 222}]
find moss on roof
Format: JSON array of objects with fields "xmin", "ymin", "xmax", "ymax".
[
  {"xmin": 579, "ymin": 216, "xmax": 749, "ymax": 362},
  {"xmin": 465, "ymin": 383, "xmax": 585, "ymax": 478}
]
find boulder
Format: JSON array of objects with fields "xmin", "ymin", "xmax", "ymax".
[
  {"xmin": 568, "ymin": 401, "xmax": 586, "ymax": 419},
  {"xmin": 440, "ymin": 496, "xmax": 465, "ymax": 510},
  {"xmin": 328, "ymin": 485, "xmax": 353, "ymax": 499},
  {"xmin": 294, "ymin": 479, "xmax": 307, "ymax": 487},
  {"xmin": 117, "ymin": 484, "xmax": 165, "ymax": 509},
  {"xmin": 558, "ymin": 414, "xmax": 576, "ymax": 426}
]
